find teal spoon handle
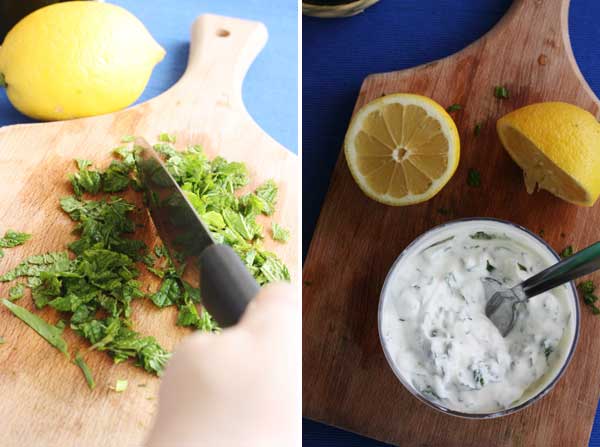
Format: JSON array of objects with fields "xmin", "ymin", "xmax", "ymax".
[{"xmin": 518, "ymin": 241, "xmax": 600, "ymax": 298}]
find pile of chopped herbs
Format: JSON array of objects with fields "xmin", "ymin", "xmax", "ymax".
[{"xmin": 0, "ymin": 135, "xmax": 290, "ymax": 386}]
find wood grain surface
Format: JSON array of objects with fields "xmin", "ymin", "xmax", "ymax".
[
  {"xmin": 303, "ymin": 0, "xmax": 600, "ymax": 446},
  {"xmin": 0, "ymin": 14, "xmax": 298, "ymax": 447}
]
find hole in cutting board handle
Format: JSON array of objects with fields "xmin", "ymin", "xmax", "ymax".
[{"xmin": 217, "ymin": 29, "xmax": 230, "ymax": 37}]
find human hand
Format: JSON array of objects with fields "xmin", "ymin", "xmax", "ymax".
[{"xmin": 146, "ymin": 283, "xmax": 300, "ymax": 447}]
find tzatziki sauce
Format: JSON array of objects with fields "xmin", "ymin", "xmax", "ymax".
[{"xmin": 379, "ymin": 220, "xmax": 577, "ymax": 414}]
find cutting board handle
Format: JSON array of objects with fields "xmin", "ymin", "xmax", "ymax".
[
  {"xmin": 172, "ymin": 14, "xmax": 268, "ymax": 110},
  {"xmin": 499, "ymin": 0, "xmax": 568, "ymax": 34}
]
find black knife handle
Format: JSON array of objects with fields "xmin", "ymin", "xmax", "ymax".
[{"xmin": 199, "ymin": 244, "xmax": 260, "ymax": 328}]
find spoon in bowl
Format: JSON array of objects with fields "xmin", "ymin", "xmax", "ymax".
[{"xmin": 486, "ymin": 241, "xmax": 600, "ymax": 337}]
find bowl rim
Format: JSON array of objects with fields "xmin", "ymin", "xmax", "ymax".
[{"xmin": 377, "ymin": 217, "xmax": 581, "ymax": 419}]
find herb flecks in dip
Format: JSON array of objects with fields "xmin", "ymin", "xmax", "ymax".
[{"xmin": 380, "ymin": 223, "xmax": 574, "ymax": 414}]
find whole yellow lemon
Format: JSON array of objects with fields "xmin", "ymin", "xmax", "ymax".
[{"xmin": 0, "ymin": 1, "xmax": 165, "ymax": 120}]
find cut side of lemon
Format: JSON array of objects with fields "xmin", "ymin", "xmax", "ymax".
[
  {"xmin": 497, "ymin": 102, "xmax": 600, "ymax": 207},
  {"xmin": 344, "ymin": 93, "xmax": 460, "ymax": 206}
]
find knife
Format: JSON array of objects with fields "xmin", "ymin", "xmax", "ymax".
[{"xmin": 135, "ymin": 138, "xmax": 260, "ymax": 328}]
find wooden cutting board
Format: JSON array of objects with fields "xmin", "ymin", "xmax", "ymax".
[
  {"xmin": 0, "ymin": 14, "xmax": 297, "ymax": 447},
  {"xmin": 303, "ymin": 1, "xmax": 600, "ymax": 446}
]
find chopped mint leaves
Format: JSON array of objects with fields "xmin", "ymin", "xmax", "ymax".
[
  {"xmin": 0, "ymin": 134, "xmax": 290, "ymax": 381},
  {"xmin": 272, "ymin": 223, "xmax": 290, "ymax": 243},
  {"xmin": 8, "ymin": 283, "xmax": 25, "ymax": 301},
  {"xmin": 580, "ymin": 280, "xmax": 595, "ymax": 295},
  {"xmin": 1, "ymin": 299, "xmax": 69, "ymax": 357},
  {"xmin": 0, "ymin": 229, "xmax": 31, "ymax": 248},
  {"xmin": 486, "ymin": 260, "xmax": 496, "ymax": 272},
  {"xmin": 446, "ymin": 104, "xmax": 462, "ymax": 113},
  {"xmin": 560, "ymin": 245, "xmax": 573, "ymax": 258},
  {"xmin": 494, "ymin": 86, "xmax": 509, "ymax": 99},
  {"xmin": 470, "ymin": 231, "xmax": 495, "ymax": 240},
  {"xmin": 112, "ymin": 379, "xmax": 128, "ymax": 392},
  {"xmin": 579, "ymin": 280, "xmax": 600, "ymax": 315},
  {"xmin": 158, "ymin": 133, "xmax": 176, "ymax": 143},
  {"xmin": 69, "ymin": 159, "xmax": 101, "ymax": 196},
  {"xmin": 467, "ymin": 168, "xmax": 481, "ymax": 187},
  {"xmin": 74, "ymin": 353, "xmax": 95, "ymax": 390}
]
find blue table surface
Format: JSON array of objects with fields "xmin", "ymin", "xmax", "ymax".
[
  {"xmin": 0, "ymin": 0, "xmax": 297, "ymax": 154},
  {"xmin": 303, "ymin": 0, "xmax": 600, "ymax": 446}
]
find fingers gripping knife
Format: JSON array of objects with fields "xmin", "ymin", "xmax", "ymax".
[{"xmin": 136, "ymin": 138, "xmax": 260, "ymax": 327}]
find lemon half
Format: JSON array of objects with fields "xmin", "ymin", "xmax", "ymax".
[
  {"xmin": 497, "ymin": 102, "xmax": 600, "ymax": 207},
  {"xmin": 344, "ymin": 93, "xmax": 460, "ymax": 206}
]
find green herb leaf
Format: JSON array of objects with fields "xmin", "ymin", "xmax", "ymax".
[
  {"xmin": 446, "ymin": 104, "xmax": 462, "ymax": 113},
  {"xmin": 113, "ymin": 379, "xmax": 128, "ymax": 392},
  {"xmin": 121, "ymin": 135, "xmax": 136, "ymax": 143},
  {"xmin": 74, "ymin": 353, "xmax": 95, "ymax": 390},
  {"xmin": 77, "ymin": 317, "xmax": 170, "ymax": 375},
  {"xmin": 0, "ymin": 230, "xmax": 31, "ymax": 248},
  {"xmin": 149, "ymin": 277, "xmax": 181, "ymax": 308},
  {"xmin": 113, "ymin": 145, "xmax": 139, "ymax": 168},
  {"xmin": 494, "ymin": 86, "xmax": 509, "ymax": 99},
  {"xmin": 470, "ymin": 231, "xmax": 495, "ymax": 240},
  {"xmin": 69, "ymin": 159, "xmax": 101, "ymax": 196},
  {"xmin": 1, "ymin": 299, "xmax": 69, "ymax": 357},
  {"xmin": 560, "ymin": 245, "xmax": 573, "ymax": 258},
  {"xmin": 517, "ymin": 263, "xmax": 528, "ymax": 272},
  {"xmin": 578, "ymin": 280, "xmax": 600, "ymax": 315},
  {"xmin": 474, "ymin": 122, "xmax": 482, "ymax": 136},
  {"xmin": 467, "ymin": 168, "xmax": 481, "ymax": 187},
  {"xmin": 272, "ymin": 223, "xmax": 290, "ymax": 243},
  {"xmin": 584, "ymin": 293, "xmax": 598, "ymax": 305},
  {"xmin": 0, "ymin": 251, "xmax": 71, "ymax": 283},
  {"xmin": 8, "ymin": 283, "xmax": 25, "ymax": 301},
  {"xmin": 579, "ymin": 280, "xmax": 595, "ymax": 295},
  {"xmin": 158, "ymin": 133, "xmax": 176, "ymax": 143},
  {"xmin": 254, "ymin": 180, "xmax": 278, "ymax": 216},
  {"xmin": 486, "ymin": 260, "xmax": 496, "ymax": 272},
  {"xmin": 102, "ymin": 160, "xmax": 131, "ymax": 193},
  {"xmin": 176, "ymin": 300, "xmax": 218, "ymax": 332}
]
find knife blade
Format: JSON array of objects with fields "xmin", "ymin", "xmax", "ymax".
[{"xmin": 135, "ymin": 138, "xmax": 259, "ymax": 328}]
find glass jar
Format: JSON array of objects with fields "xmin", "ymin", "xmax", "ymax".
[{"xmin": 302, "ymin": 0, "xmax": 380, "ymax": 18}]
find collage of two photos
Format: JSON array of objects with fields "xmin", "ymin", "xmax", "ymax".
[
  {"xmin": 0, "ymin": 1, "xmax": 299, "ymax": 446},
  {"xmin": 2, "ymin": 0, "xmax": 600, "ymax": 446}
]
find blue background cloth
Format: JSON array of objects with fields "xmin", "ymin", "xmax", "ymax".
[
  {"xmin": 303, "ymin": 0, "xmax": 600, "ymax": 445},
  {"xmin": 0, "ymin": 0, "xmax": 298, "ymax": 154}
]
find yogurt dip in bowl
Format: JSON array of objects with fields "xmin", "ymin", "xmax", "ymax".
[{"xmin": 378, "ymin": 218, "xmax": 579, "ymax": 418}]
